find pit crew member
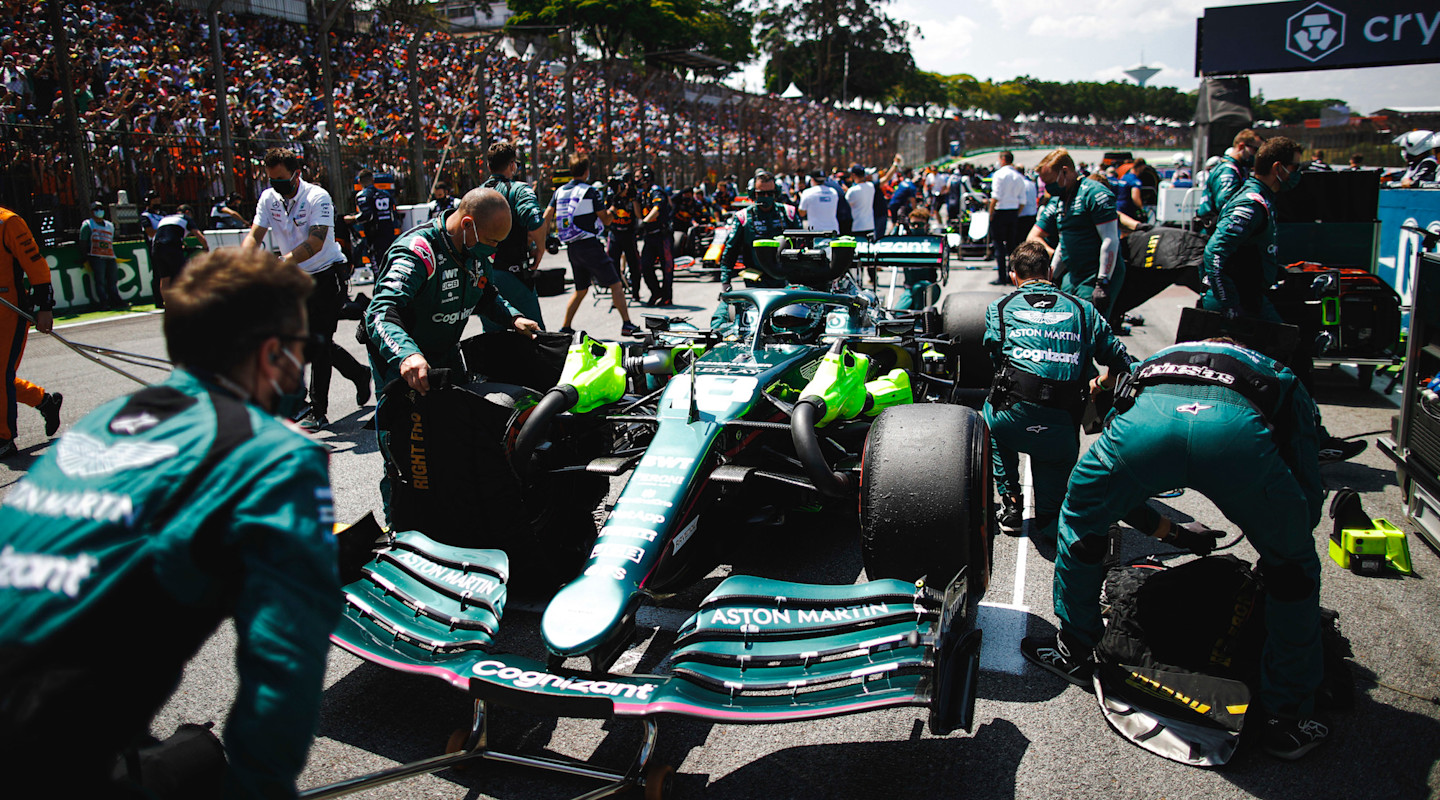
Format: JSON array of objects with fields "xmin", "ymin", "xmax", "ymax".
[
  {"xmin": 1195, "ymin": 129, "xmax": 1262, "ymax": 229},
  {"xmin": 0, "ymin": 247, "xmax": 340, "ymax": 797},
  {"xmin": 365, "ymin": 187, "xmax": 539, "ymax": 519},
  {"xmin": 983, "ymin": 241, "xmax": 1132, "ymax": 540},
  {"xmin": 480, "ymin": 141, "xmax": 548, "ymax": 330},
  {"xmin": 638, "ymin": 165, "xmax": 675, "ymax": 306},
  {"xmin": 1023, "ymin": 338, "xmax": 1330, "ymax": 761},
  {"xmin": 545, "ymin": 154, "xmax": 638, "ymax": 337},
  {"xmin": 1032, "ymin": 148, "xmax": 1124, "ymax": 322},
  {"xmin": 151, "ymin": 204, "xmax": 208, "ymax": 307},
  {"xmin": 0, "ymin": 205, "xmax": 62, "ymax": 458}
]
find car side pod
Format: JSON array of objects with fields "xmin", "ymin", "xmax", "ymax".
[{"xmin": 311, "ymin": 532, "xmax": 984, "ymax": 799}]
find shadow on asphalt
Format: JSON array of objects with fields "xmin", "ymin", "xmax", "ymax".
[{"xmin": 697, "ymin": 717, "xmax": 1029, "ymax": 799}]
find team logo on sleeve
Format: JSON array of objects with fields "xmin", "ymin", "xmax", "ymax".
[
  {"xmin": 408, "ymin": 239, "xmax": 437, "ymax": 277},
  {"xmin": 56, "ymin": 432, "xmax": 178, "ymax": 478}
]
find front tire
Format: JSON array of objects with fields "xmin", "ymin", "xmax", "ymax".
[{"xmin": 860, "ymin": 404, "xmax": 992, "ymax": 605}]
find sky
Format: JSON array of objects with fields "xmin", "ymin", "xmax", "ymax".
[{"xmin": 725, "ymin": 0, "xmax": 1440, "ymax": 114}]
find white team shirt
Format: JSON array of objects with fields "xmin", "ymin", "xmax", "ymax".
[
  {"xmin": 252, "ymin": 177, "xmax": 343, "ymax": 274},
  {"xmin": 1020, "ymin": 174, "xmax": 1039, "ymax": 217},
  {"xmin": 798, "ymin": 184, "xmax": 841, "ymax": 232},
  {"xmin": 846, "ymin": 181, "xmax": 876, "ymax": 233},
  {"xmin": 990, "ymin": 164, "xmax": 1026, "ymax": 211}
]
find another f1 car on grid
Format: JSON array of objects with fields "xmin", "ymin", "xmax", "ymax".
[{"xmin": 305, "ymin": 231, "xmax": 998, "ymax": 799}]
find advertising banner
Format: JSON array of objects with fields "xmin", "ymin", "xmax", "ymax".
[
  {"xmin": 44, "ymin": 239, "xmax": 159, "ymax": 313},
  {"xmin": 1198, "ymin": 0, "xmax": 1440, "ymax": 75}
]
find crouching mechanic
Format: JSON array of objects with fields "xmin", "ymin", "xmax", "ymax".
[
  {"xmin": 983, "ymin": 241, "xmax": 1133, "ymax": 540},
  {"xmin": 0, "ymin": 247, "xmax": 341, "ymax": 796},
  {"xmin": 1023, "ymin": 338, "xmax": 1330, "ymax": 761},
  {"xmin": 711, "ymin": 168, "xmax": 800, "ymax": 331},
  {"xmin": 364, "ymin": 188, "xmax": 540, "ymax": 519}
]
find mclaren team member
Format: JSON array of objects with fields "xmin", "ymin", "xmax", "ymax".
[
  {"xmin": 0, "ymin": 247, "xmax": 341, "ymax": 797},
  {"xmin": 365, "ymin": 188, "xmax": 540, "ymax": 517},
  {"xmin": 1195, "ymin": 128, "xmax": 1263, "ymax": 229},
  {"xmin": 983, "ymin": 241, "xmax": 1132, "ymax": 540},
  {"xmin": 1199, "ymin": 136, "xmax": 1366, "ymax": 463},
  {"xmin": 480, "ymin": 141, "xmax": 549, "ymax": 331},
  {"xmin": 545, "ymin": 154, "xmax": 640, "ymax": 337},
  {"xmin": 637, "ymin": 165, "xmax": 675, "ymax": 306},
  {"xmin": 0, "ymin": 206, "xmax": 62, "ymax": 458},
  {"xmin": 1024, "ymin": 338, "xmax": 1331, "ymax": 761},
  {"xmin": 1029, "ymin": 148, "xmax": 1124, "ymax": 323},
  {"xmin": 244, "ymin": 148, "xmax": 370, "ymax": 431}
]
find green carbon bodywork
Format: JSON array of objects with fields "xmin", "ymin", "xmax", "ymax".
[
  {"xmin": 541, "ymin": 336, "xmax": 822, "ymax": 657},
  {"xmin": 559, "ymin": 335, "xmax": 627, "ymax": 414},
  {"xmin": 334, "ymin": 537, "xmax": 976, "ymax": 726}
]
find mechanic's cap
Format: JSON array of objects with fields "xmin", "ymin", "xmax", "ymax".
[
  {"xmin": 849, "ymin": 164, "xmax": 866, "ymax": 176},
  {"xmin": 810, "ymin": 169, "xmax": 825, "ymax": 180},
  {"xmin": 753, "ymin": 167, "xmax": 775, "ymax": 181},
  {"xmin": 90, "ymin": 200, "xmax": 103, "ymax": 210}
]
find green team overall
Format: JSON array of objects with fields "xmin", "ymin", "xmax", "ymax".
[
  {"xmin": 480, "ymin": 156, "xmax": 548, "ymax": 330},
  {"xmin": 1195, "ymin": 129, "xmax": 1260, "ymax": 227},
  {"xmin": 365, "ymin": 196, "xmax": 531, "ymax": 519},
  {"xmin": 1026, "ymin": 340, "xmax": 1330, "ymax": 759},
  {"xmin": 0, "ymin": 250, "xmax": 340, "ymax": 796},
  {"xmin": 1034, "ymin": 150, "xmax": 1124, "ymax": 322},
  {"xmin": 982, "ymin": 242, "xmax": 1132, "ymax": 540},
  {"xmin": 1200, "ymin": 175, "xmax": 1282, "ymax": 321},
  {"xmin": 712, "ymin": 168, "xmax": 800, "ymax": 330}
]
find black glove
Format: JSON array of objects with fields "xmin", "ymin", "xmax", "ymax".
[
  {"xmin": 1090, "ymin": 279, "xmax": 1111, "ymax": 312},
  {"xmin": 1170, "ymin": 522, "xmax": 1225, "ymax": 556}
]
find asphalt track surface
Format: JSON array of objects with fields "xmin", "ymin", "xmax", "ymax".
[{"xmin": 3, "ymin": 248, "xmax": 1439, "ymax": 800}]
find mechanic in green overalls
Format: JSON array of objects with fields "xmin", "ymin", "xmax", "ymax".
[
  {"xmin": 1022, "ymin": 338, "xmax": 1331, "ymax": 761},
  {"xmin": 1199, "ymin": 136, "xmax": 1366, "ymax": 464},
  {"xmin": 0, "ymin": 248, "xmax": 340, "ymax": 797},
  {"xmin": 365, "ymin": 187, "xmax": 540, "ymax": 518},
  {"xmin": 711, "ymin": 167, "xmax": 802, "ymax": 331},
  {"xmin": 1031, "ymin": 148, "xmax": 1125, "ymax": 324},
  {"xmin": 1195, "ymin": 128, "xmax": 1262, "ymax": 230},
  {"xmin": 480, "ymin": 140, "xmax": 549, "ymax": 330},
  {"xmin": 982, "ymin": 241, "xmax": 1133, "ymax": 540}
]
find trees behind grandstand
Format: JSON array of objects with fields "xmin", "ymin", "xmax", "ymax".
[
  {"xmin": 890, "ymin": 73, "xmax": 1198, "ymax": 124},
  {"xmin": 756, "ymin": 0, "xmax": 917, "ymax": 103}
]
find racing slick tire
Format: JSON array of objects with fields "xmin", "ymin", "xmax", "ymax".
[
  {"xmin": 942, "ymin": 291, "xmax": 1004, "ymax": 401},
  {"xmin": 860, "ymin": 404, "xmax": 992, "ymax": 606}
]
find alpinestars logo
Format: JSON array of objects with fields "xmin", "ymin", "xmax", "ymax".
[
  {"xmin": 1177, "ymin": 403, "xmax": 1214, "ymax": 415},
  {"xmin": 1287, "ymin": 3, "xmax": 1345, "ymax": 62}
]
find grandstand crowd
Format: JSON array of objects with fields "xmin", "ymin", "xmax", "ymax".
[{"xmin": 0, "ymin": 0, "xmax": 1185, "ymax": 223}]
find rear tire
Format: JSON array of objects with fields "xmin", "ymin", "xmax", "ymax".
[
  {"xmin": 860, "ymin": 404, "xmax": 992, "ymax": 605},
  {"xmin": 942, "ymin": 291, "xmax": 1005, "ymax": 399}
]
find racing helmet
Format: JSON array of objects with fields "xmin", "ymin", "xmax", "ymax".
[
  {"xmin": 1204, "ymin": 155, "xmax": 1222, "ymax": 172},
  {"xmin": 1171, "ymin": 153, "xmax": 1191, "ymax": 167},
  {"xmin": 766, "ymin": 303, "xmax": 825, "ymax": 342},
  {"xmin": 1395, "ymin": 130, "xmax": 1435, "ymax": 158}
]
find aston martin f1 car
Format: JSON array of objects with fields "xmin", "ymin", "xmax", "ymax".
[{"xmin": 307, "ymin": 231, "xmax": 997, "ymax": 798}]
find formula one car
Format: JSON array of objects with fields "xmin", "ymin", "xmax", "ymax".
[{"xmin": 309, "ymin": 231, "xmax": 996, "ymax": 798}]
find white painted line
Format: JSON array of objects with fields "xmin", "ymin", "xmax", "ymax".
[
  {"xmin": 43, "ymin": 308, "xmax": 164, "ymax": 333},
  {"xmin": 1013, "ymin": 456, "xmax": 1033, "ymax": 608}
]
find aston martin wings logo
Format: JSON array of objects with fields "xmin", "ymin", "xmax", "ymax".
[
  {"xmin": 56, "ymin": 432, "xmax": 178, "ymax": 478},
  {"xmin": 1013, "ymin": 309, "xmax": 1075, "ymax": 325}
]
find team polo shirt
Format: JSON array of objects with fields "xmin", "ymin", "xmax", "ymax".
[{"xmin": 253, "ymin": 178, "xmax": 343, "ymax": 274}]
